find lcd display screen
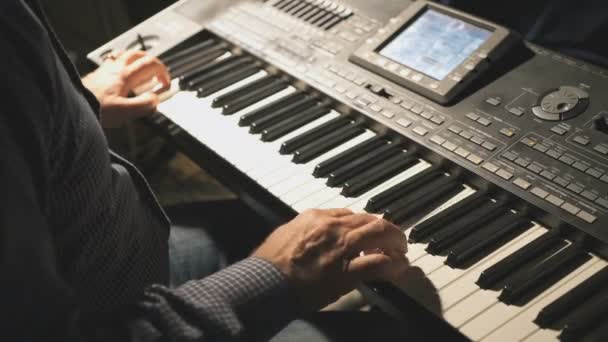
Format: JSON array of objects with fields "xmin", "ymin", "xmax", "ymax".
[{"xmin": 379, "ymin": 9, "xmax": 491, "ymax": 80}]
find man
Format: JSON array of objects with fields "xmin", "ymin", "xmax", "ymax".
[{"xmin": 0, "ymin": 0, "xmax": 410, "ymax": 341}]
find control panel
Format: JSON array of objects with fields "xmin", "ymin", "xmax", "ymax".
[{"xmin": 90, "ymin": 0, "xmax": 608, "ymax": 243}]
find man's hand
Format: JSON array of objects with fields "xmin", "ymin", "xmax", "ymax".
[
  {"xmin": 253, "ymin": 208, "xmax": 410, "ymax": 313},
  {"xmin": 82, "ymin": 50, "xmax": 171, "ymax": 128}
]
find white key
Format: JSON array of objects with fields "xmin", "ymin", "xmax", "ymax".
[
  {"xmin": 427, "ymin": 227, "xmax": 542, "ymax": 290},
  {"xmin": 293, "ymin": 187, "xmax": 343, "ymax": 212},
  {"xmin": 245, "ymin": 115, "xmax": 340, "ymax": 179},
  {"xmin": 462, "ymin": 257, "xmax": 603, "ymax": 341},
  {"xmin": 252, "ymin": 112, "xmax": 341, "ymax": 181},
  {"xmin": 446, "ymin": 242, "xmax": 574, "ymax": 330},
  {"xmin": 159, "ymin": 72, "xmax": 268, "ymax": 152},
  {"xmin": 332, "ymin": 162, "xmax": 432, "ymax": 212},
  {"xmin": 436, "ymin": 225, "xmax": 547, "ymax": 312},
  {"xmin": 214, "ymin": 88, "xmax": 298, "ymax": 170},
  {"xmin": 490, "ymin": 261, "xmax": 607, "ymax": 342},
  {"xmin": 269, "ymin": 131, "xmax": 375, "ymax": 198}
]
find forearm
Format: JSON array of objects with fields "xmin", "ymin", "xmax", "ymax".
[{"xmin": 130, "ymin": 257, "xmax": 292, "ymax": 341}]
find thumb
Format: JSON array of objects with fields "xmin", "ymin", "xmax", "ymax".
[{"xmin": 347, "ymin": 253, "xmax": 410, "ymax": 282}]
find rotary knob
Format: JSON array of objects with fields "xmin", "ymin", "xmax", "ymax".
[{"xmin": 532, "ymin": 86, "xmax": 589, "ymax": 121}]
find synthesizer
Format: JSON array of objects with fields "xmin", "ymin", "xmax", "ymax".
[{"xmin": 90, "ymin": 0, "xmax": 608, "ymax": 340}]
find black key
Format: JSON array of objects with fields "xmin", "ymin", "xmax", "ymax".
[
  {"xmin": 409, "ymin": 188, "xmax": 489, "ymax": 242},
  {"xmin": 536, "ymin": 267, "xmax": 608, "ymax": 327},
  {"xmin": 283, "ymin": 0, "xmax": 302, "ymax": 12},
  {"xmin": 162, "ymin": 39, "xmax": 218, "ymax": 67},
  {"xmin": 326, "ymin": 141, "xmax": 402, "ymax": 187},
  {"xmin": 239, "ymin": 91, "xmax": 307, "ymax": 127},
  {"xmin": 294, "ymin": 4, "xmax": 315, "ymax": 18},
  {"xmin": 212, "ymin": 75, "xmax": 277, "ymax": 108},
  {"xmin": 312, "ymin": 12, "xmax": 335, "ymax": 27},
  {"xmin": 292, "ymin": 124, "xmax": 366, "ymax": 164},
  {"xmin": 287, "ymin": 2, "xmax": 308, "ymax": 15},
  {"xmin": 169, "ymin": 45, "xmax": 230, "ymax": 78},
  {"xmin": 274, "ymin": 0, "xmax": 292, "ymax": 9},
  {"xmin": 426, "ymin": 198, "xmax": 510, "ymax": 254},
  {"xmin": 261, "ymin": 104, "xmax": 331, "ymax": 142},
  {"xmin": 559, "ymin": 294, "xmax": 608, "ymax": 341},
  {"xmin": 222, "ymin": 79, "xmax": 288, "ymax": 115},
  {"xmin": 280, "ymin": 116, "xmax": 350, "ymax": 154},
  {"xmin": 249, "ymin": 96, "xmax": 320, "ymax": 133},
  {"xmin": 197, "ymin": 64, "xmax": 260, "ymax": 97},
  {"xmin": 445, "ymin": 211, "xmax": 532, "ymax": 267},
  {"xmin": 170, "ymin": 49, "xmax": 229, "ymax": 80},
  {"xmin": 306, "ymin": 8, "xmax": 328, "ymax": 24},
  {"xmin": 366, "ymin": 164, "xmax": 443, "ymax": 214},
  {"xmin": 313, "ymin": 134, "xmax": 389, "ymax": 178},
  {"xmin": 499, "ymin": 243, "xmax": 588, "ymax": 304},
  {"xmin": 341, "ymin": 151, "xmax": 418, "ymax": 197},
  {"xmin": 383, "ymin": 176, "xmax": 463, "ymax": 225},
  {"xmin": 571, "ymin": 317, "xmax": 608, "ymax": 342},
  {"xmin": 175, "ymin": 47, "xmax": 229, "ymax": 84},
  {"xmin": 322, "ymin": 15, "xmax": 344, "ymax": 30},
  {"xmin": 184, "ymin": 55, "xmax": 249, "ymax": 89},
  {"xmin": 301, "ymin": 7, "xmax": 322, "ymax": 21},
  {"xmin": 477, "ymin": 228, "xmax": 562, "ymax": 289}
]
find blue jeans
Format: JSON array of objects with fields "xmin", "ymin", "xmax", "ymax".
[{"xmin": 168, "ymin": 224, "xmax": 227, "ymax": 287}]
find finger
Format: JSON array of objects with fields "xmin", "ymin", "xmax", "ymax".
[
  {"xmin": 106, "ymin": 92, "xmax": 159, "ymax": 118},
  {"xmin": 347, "ymin": 253, "xmax": 410, "ymax": 282},
  {"xmin": 321, "ymin": 208, "xmax": 354, "ymax": 217},
  {"xmin": 117, "ymin": 50, "xmax": 147, "ymax": 65},
  {"xmin": 345, "ymin": 219, "xmax": 408, "ymax": 256},
  {"xmin": 122, "ymin": 56, "xmax": 171, "ymax": 92},
  {"xmin": 335, "ymin": 213, "xmax": 379, "ymax": 229}
]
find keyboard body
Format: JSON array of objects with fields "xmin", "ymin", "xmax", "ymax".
[{"xmin": 90, "ymin": 1, "xmax": 608, "ymax": 340}]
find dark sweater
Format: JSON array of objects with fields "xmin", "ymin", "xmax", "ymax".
[{"xmin": 0, "ymin": 1, "xmax": 288, "ymax": 341}]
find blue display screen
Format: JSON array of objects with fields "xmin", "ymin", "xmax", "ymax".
[{"xmin": 379, "ymin": 9, "xmax": 491, "ymax": 80}]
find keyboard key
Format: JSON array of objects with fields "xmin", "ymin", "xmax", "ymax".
[
  {"xmin": 499, "ymin": 242, "xmax": 588, "ymax": 304},
  {"xmin": 477, "ymin": 228, "xmax": 562, "ymax": 288},
  {"xmin": 426, "ymin": 198, "xmax": 510, "ymax": 254},
  {"xmin": 327, "ymin": 141, "xmax": 402, "ymax": 187},
  {"xmin": 222, "ymin": 78, "xmax": 289, "ymax": 114},
  {"xmin": 366, "ymin": 165, "xmax": 442, "ymax": 214},
  {"xmin": 249, "ymin": 96, "xmax": 321, "ymax": 133},
  {"xmin": 261, "ymin": 103, "xmax": 332, "ymax": 142},
  {"xmin": 292, "ymin": 124, "xmax": 365, "ymax": 163},
  {"xmin": 384, "ymin": 176, "xmax": 463, "ymax": 224},
  {"xmin": 536, "ymin": 266, "xmax": 608, "ymax": 327},
  {"xmin": 446, "ymin": 212, "xmax": 531, "ymax": 267},
  {"xmin": 342, "ymin": 151, "xmax": 418, "ymax": 197},
  {"xmin": 281, "ymin": 116, "xmax": 350, "ymax": 154},
  {"xmin": 409, "ymin": 188, "xmax": 488, "ymax": 242},
  {"xmin": 313, "ymin": 134, "xmax": 388, "ymax": 178},
  {"xmin": 239, "ymin": 91, "xmax": 307, "ymax": 126}
]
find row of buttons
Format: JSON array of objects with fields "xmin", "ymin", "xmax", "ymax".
[
  {"xmin": 520, "ymin": 137, "xmax": 608, "ymax": 185},
  {"xmin": 312, "ymin": 40, "xmax": 343, "ymax": 55},
  {"xmin": 448, "ymin": 126, "xmax": 498, "ymax": 151},
  {"xmin": 394, "ymin": 98, "xmax": 446, "ymax": 125},
  {"xmin": 502, "ymin": 145, "xmax": 608, "ymax": 213},
  {"xmin": 431, "ymin": 135, "xmax": 485, "ymax": 165},
  {"xmin": 484, "ymin": 163, "xmax": 599, "ymax": 224},
  {"xmin": 325, "ymin": 64, "xmax": 367, "ymax": 86},
  {"xmin": 550, "ymin": 126, "xmax": 608, "ymax": 158},
  {"xmin": 526, "ymin": 184, "xmax": 598, "ymax": 223},
  {"xmin": 503, "ymin": 150, "xmax": 605, "ymax": 203},
  {"xmin": 465, "ymin": 112, "xmax": 492, "ymax": 127}
]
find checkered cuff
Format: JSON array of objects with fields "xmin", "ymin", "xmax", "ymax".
[{"xmin": 135, "ymin": 257, "xmax": 290, "ymax": 340}]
